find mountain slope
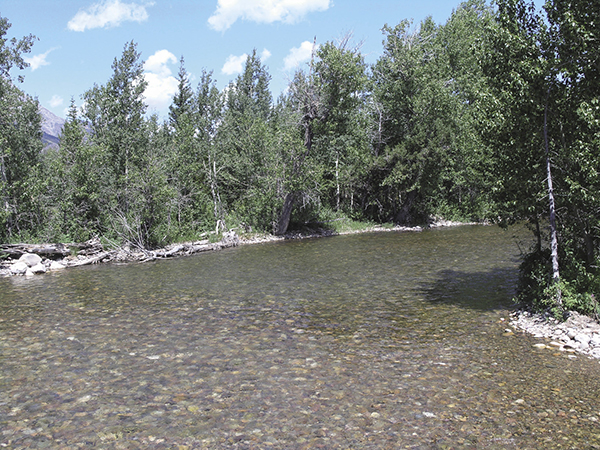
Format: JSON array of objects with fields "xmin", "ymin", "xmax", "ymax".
[{"xmin": 40, "ymin": 106, "xmax": 65, "ymax": 148}]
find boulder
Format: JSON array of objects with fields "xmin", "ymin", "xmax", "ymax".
[
  {"xmin": 574, "ymin": 333, "xmax": 591, "ymax": 348},
  {"xmin": 19, "ymin": 253, "xmax": 42, "ymax": 267},
  {"xmin": 10, "ymin": 261, "xmax": 29, "ymax": 275},
  {"xmin": 30, "ymin": 263, "xmax": 47, "ymax": 274},
  {"xmin": 49, "ymin": 261, "xmax": 66, "ymax": 271},
  {"xmin": 590, "ymin": 334, "xmax": 600, "ymax": 347}
]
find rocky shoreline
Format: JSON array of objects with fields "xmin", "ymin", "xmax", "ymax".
[
  {"xmin": 1, "ymin": 221, "xmax": 452, "ymax": 278},
  {"xmin": 0, "ymin": 231, "xmax": 241, "ymax": 278},
  {"xmin": 508, "ymin": 309, "xmax": 600, "ymax": 360}
]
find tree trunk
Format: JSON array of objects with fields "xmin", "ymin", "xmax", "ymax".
[
  {"xmin": 395, "ymin": 190, "xmax": 417, "ymax": 225},
  {"xmin": 544, "ymin": 90, "xmax": 561, "ymax": 308},
  {"xmin": 274, "ymin": 192, "xmax": 296, "ymax": 235},
  {"xmin": 274, "ymin": 38, "xmax": 321, "ymax": 236},
  {"xmin": 335, "ymin": 154, "xmax": 340, "ymax": 211}
]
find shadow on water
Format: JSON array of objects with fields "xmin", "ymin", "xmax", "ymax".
[{"xmin": 420, "ymin": 266, "xmax": 520, "ymax": 311}]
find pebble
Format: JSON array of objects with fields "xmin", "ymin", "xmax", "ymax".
[{"xmin": 510, "ymin": 310, "xmax": 600, "ymax": 359}]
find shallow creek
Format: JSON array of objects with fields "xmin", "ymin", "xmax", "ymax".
[{"xmin": 1, "ymin": 225, "xmax": 600, "ymax": 449}]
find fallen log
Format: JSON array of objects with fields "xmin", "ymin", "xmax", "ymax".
[
  {"xmin": 68, "ymin": 251, "xmax": 116, "ymax": 267},
  {"xmin": 0, "ymin": 243, "xmax": 71, "ymax": 258}
]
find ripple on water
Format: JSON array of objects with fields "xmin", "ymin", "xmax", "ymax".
[{"xmin": 1, "ymin": 225, "xmax": 600, "ymax": 448}]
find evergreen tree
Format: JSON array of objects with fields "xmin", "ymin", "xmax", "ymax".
[
  {"xmin": 169, "ymin": 56, "xmax": 194, "ymax": 131},
  {"xmin": 45, "ymin": 99, "xmax": 110, "ymax": 241},
  {"xmin": 83, "ymin": 41, "xmax": 148, "ymax": 213},
  {"xmin": 217, "ymin": 50, "xmax": 277, "ymax": 232}
]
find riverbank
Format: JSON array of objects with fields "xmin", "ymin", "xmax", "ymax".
[{"xmin": 0, "ymin": 219, "xmax": 469, "ymax": 278}]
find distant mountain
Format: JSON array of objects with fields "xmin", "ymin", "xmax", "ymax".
[{"xmin": 40, "ymin": 106, "xmax": 65, "ymax": 149}]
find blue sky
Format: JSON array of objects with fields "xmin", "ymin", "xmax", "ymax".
[{"xmin": 3, "ymin": 0, "xmax": 482, "ymax": 119}]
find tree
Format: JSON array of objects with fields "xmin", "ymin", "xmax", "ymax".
[
  {"xmin": 482, "ymin": 0, "xmax": 600, "ymax": 314},
  {"xmin": 169, "ymin": 56, "xmax": 194, "ymax": 131},
  {"xmin": 217, "ymin": 49, "xmax": 277, "ymax": 232},
  {"xmin": 0, "ymin": 15, "xmax": 42, "ymax": 242},
  {"xmin": 167, "ymin": 66, "xmax": 222, "ymax": 236},
  {"xmin": 369, "ymin": 2, "xmax": 494, "ymax": 225},
  {"xmin": 547, "ymin": 0, "xmax": 600, "ymax": 273},
  {"xmin": 45, "ymin": 99, "xmax": 110, "ymax": 241},
  {"xmin": 482, "ymin": 0, "xmax": 563, "ymax": 308},
  {"xmin": 277, "ymin": 35, "xmax": 367, "ymax": 234},
  {"xmin": 195, "ymin": 70, "xmax": 225, "ymax": 230},
  {"xmin": 83, "ymin": 41, "xmax": 148, "ymax": 213}
]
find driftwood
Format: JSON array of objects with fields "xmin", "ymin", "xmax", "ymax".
[
  {"xmin": 1, "ymin": 232, "xmax": 240, "ymax": 277},
  {"xmin": 68, "ymin": 251, "xmax": 116, "ymax": 267},
  {"xmin": 0, "ymin": 243, "xmax": 71, "ymax": 258},
  {"xmin": 0, "ymin": 237, "xmax": 105, "ymax": 259},
  {"xmin": 72, "ymin": 238, "xmax": 104, "ymax": 256},
  {"xmin": 139, "ymin": 237, "xmax": 237, "ymax": 262}
]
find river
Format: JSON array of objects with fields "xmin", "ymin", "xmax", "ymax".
[{"xmin": 1, "ymin": 225, "xmax": 600, "ymax": 449}]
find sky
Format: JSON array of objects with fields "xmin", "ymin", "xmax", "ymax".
[{"xmin": 3, "ymin": 0, "xmax": 478, "ymax": 119}]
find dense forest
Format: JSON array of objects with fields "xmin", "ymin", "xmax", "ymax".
[{"xmin": 1, "ymin": 0, "xmax": 599, "ymax": 317}]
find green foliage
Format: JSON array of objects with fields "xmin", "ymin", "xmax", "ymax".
[
  {"xmin": 369, "ymin": 1, "xmax": 495, "ymax": 225},
  {"xmin": 0, "ymin": 15, "xmax": 43, "ymax": 242},
  {"xmin": 83, "ymin": 40, "xmax": 149, "ymax": 212},
  {"xmin": 486, "ymin": 0, "xmax": 600, "ymax": 314},
  {"xmin": 516, "ymin": 247, "xmax": 600, "ymax": 319}
]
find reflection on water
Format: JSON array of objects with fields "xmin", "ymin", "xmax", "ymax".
[{"xmin": 1, "ymin": 225, "xmax": 600, "ymax": 449}]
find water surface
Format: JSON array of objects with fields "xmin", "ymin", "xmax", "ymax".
[{"xmin": 1, "ymin": 226, "xmax": 600, "ymax": 449}]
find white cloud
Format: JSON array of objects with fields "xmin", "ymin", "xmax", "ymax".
[
  {"xmin": 49, "ymin": 95, "xmax": 64, "ymax": 108},
  {"xmin": 221, "ymin": 53, "xmax": 248, "ymax": 76},
  {"xmin": 260, "ymin": 48, "xmax": 272, "ymax": 62},
  {"xmin": 143, "ymin": 49, "xmax": 179, "ymax": 111},
  {"xmin": 208, "ymin": 0, "xmax": 331, "ymax": 31},
  {"xmin": 68, "ymin": 0, "xmax": 153, "ymax": 32},
  {"xmin": 145, "ymin": 49, "xmax": 177, "ymax": 77},
  {"xmin": 24, "ymin": 48, "xmax": 58, "ymax": 71},
  {"xmin": 284, "ymin": 40, "xmax": 316, "ymax": 71}
]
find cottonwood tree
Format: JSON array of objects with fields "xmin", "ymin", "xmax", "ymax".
[
  {"xmin": 482, "ymin": 0, "xmax": 600, "ymax": 313},
  {"xmin": 276, "ymin": 35, "xmax": 367, "ymax": 234},
  {"xmin": 547, "ymin": 0, "xmax": 600, "ymax": 277},
  {"xmin": 482, "ymin": 0, "xmax": 562, "ymax": 307},
  {"xmin": 369, "ymin": 1, "xmax": 494, "ymax": 225}
]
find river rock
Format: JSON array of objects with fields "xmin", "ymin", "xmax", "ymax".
[
  {"xmin": 13, "ymin": 261, "xmax": 29, "ymax": 273},
  {"xmin": 590, "ymin": 334, "xmax": 600, "ymax": 347},
  {"xmin": 30, "ymin": 263, "xmax": 47, "ymax": 274},
  {"xmin": 574, "ymin": 333, "xmax": 590, "ymax": 348},
  {"xmin": 19, "ymin": 253, "xmax": 42, "ymax": 267},
  {"xmin": 49, "ymin": 261, "xmax": 66, "ymax": 270},
  {"xmin": 10, "ymin": 261, "xmax": 29, "ymax": 275}
]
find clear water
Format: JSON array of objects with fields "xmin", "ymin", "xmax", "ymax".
[{"xmin": 1, "ymin": 225, "xmax": 600, "ymax": 449}]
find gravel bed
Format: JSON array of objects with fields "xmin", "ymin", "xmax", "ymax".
[{"xmin": 509, "ymin": 309, "xmax": 600, "ymax": 359}]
